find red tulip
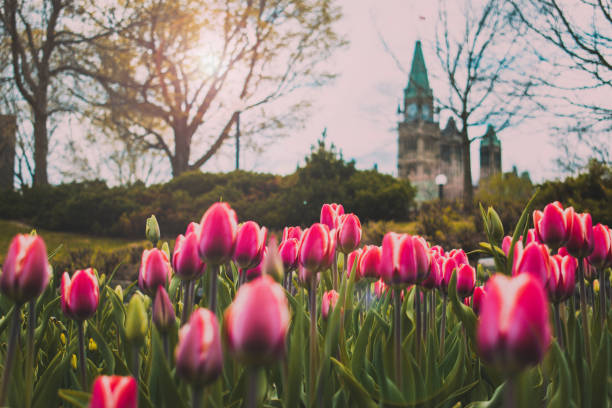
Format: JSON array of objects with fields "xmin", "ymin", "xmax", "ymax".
[
  {"xmin": 448, "ymin": 249, "xmax": 469, "ymax": 266},
  {"xmin": 512, "ymin": 242, "xmax": 551, "ymax": 286},
  {"xmin": 198, "ymin": 202, "xmax": 238, "ymax": 265},
  {"xmin": 298, "ymin": 223, "xmax": 331, "ymax": 273},
  {"xmin": 233, "ymin": 221, "xmax": 267, "ymax": 270},
  {"xmin": 336, "ymin": 214, "xmax": 361, "ymax": 253},
  {"xmin": 477, "ymin": 273, "xmax": 551, "ymax": 374},
  {"xmin": 0, "ymin": 234, "xmax": 51, "ymax": 304},
  {"xmin": 456, "ymin": 263, "xmax": 476, "ymax": 298},
  {"xmin": 533, "ymin": 202, "xmax": 574, "ymax": 249},
  {"xmin": 321, "ymin": 290, "xmax": 340, "ymax": 320},
  {"xmin": 358, "ymin": 245, "xmax": 382, "ymax": 280},
  {"xmin": 380, "ymin": 233, "xmax": 430, "ymax": 287},
  {"xmin": 175, "ymin": 308, "xmax": 223, "ymax": 386},
  {"xmin": 374, "ymin": 278, "xmax": 389, "ymax": 299},
  {"xmin": 587, "ymin": 224, "xmax": 611, "ymax": 269},
  {"xmin": 89, "ymin": 375, "xmax": 137, "ymax": 408},
  {"xmin": 525, "ymin": 228, "xmax": 539, "ymax": 245},
  {"xmin": 173, "ymin": 222, "xmax": 206, "ymax": 281},
  {"xmin": 323, "ymin": 228, "xmax": 338, "ymax": 270},
  {"xmin": 548, "ymin": 254, "xmax": 577, "ymax": 303},
  {"xmin": 463, "ymin": 297, "xmax": 471, "ymax": 307},
  {"xmin": 422, "ymin": 253, "xmax": 442, "ymax": 290},
  {"xmin": 346, "ymin": 249, "xmax": 363, "ymax": 281},
  {"xmin": 278, "ymin": 238, "xmax": 299, "ymax": 272},
  {"xmin": 430, "ymin": 245, "xmax": 445, "ymax": 257},
  {"xmin": 224, "ymin": 275, "xmax": 290, "ymax": 365},
  {"xmin": 439, "ymin": 256, "xmax": 458, "ymax": 294},
  {"xmin": 472, "ymin": 286, "xmax": 485, "ymax": 316},
  {"xmin": 61, "ymin": 268, "xmax": 99, "ymax": 321},
  {"xmin": 565, "ymin": 211, "xmax": 594, "ymax": 259},
  {"xmin": 282, "ymin": 226, "xmax": 303, "ymax": 242},
  {"xmin": 320, "ymin": 203, "xmax": 344, "ymax": 230},
  {"xmin": 138, "ymin": 249, "xmax": 172, "ymax": 295},
  {"xmin": 152, "ymin": 286, "xmax": 176, "ymax": 333}
]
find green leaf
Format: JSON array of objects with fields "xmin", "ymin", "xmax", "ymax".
[
  {"xmin": 547, "ymin": 340, "xmax": 572, "ymax": 408},
  {"xmin": 465, "ymin": 382, "xmax": 505, "ymax": 408},
  {"xmin": 58, "ymin": 389, "xmax": 91, "ymax": 408},
  {"xmin": 88, "ymin": 322, "xmax": 116, "ymax": 374},
  {"xmin": 331, "ymin": 358, "xmax": 377, "ymax": 408},
  {"xmin": 591, "ymin": 328, "xmax": 608, "ymax": 408},
  {"xmin": 506, "ymin": 189, "xmax": 539, "ymax": 274},
  {"xmin": 285, "ymin": 288, "xmax": 305, "ymax": 407}
]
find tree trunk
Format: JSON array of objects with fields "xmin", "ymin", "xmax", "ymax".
[
  {"xmin": 461, "ymin": 126, "xmax": 473, "ymax": 206},
  {"xmin": 172, "ymin": 125, "xmax": 191, "ymax": 178},
  {"xmin": 32, "ymin": 108, "xmax": 48, "ymax": 186}
]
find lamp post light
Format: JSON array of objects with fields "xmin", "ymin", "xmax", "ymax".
[{"xmin": 435, "ymin": 174, "xmax": 447, "ymax": 201}]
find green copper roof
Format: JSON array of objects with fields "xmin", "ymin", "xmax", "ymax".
[
  {"xmin": 481, "ymin": 125, "xmax": 501, "ymax": 147},
  {"xmin": 405, "ymin": 40, "xmax": 432, "ymax": 98}
]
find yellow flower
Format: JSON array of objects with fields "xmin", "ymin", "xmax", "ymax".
[
  {"xmin": 60, "ymin": 333, "xmax": 66, "ymax": 345},
  {"xmin": 88, "ymin": 338, "xmax": 98, "ymax": 352},
  {"xmin": 71, "ymin": 354, "xmax": 77, "ymax": 370},
  {"xmin": 594, "ymin": 279, "xmax": 600, "ymax": 293}
]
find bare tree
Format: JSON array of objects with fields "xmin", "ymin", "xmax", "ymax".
[
  {"xmin": 71, "ymin": 0, "xmax": 345, "ymax": 178},
  {"xmin": 434, "ymin": 0, "xmax": 537, "ymax": 205}
]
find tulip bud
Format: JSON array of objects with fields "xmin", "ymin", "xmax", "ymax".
[
  {"xmin": 346, "ymin": 249, "xmax": 363, "ymax": 281},
  {"xmin": 320, "ymin": 203, "xmax": 344, "ymax": 230},
  {"xmin": 336, "ymin": 214, "xmax": 362, "ymax": 253},
  {"xmin": 0, "ymin": 234, "xmax": 51, "ymax": 304},
  {"xmin": 430, "ymin": 245, "xmax": 445, "ymax": 257},
  {"xmin": 456, "ymin": 263, "xmax": 476, "ymax": 298},
  {"xmin": 263, "ymin": 240, "xmax": 285, "ymax": 284},
  {"xmin": 278, "ymin": 239, "xmax": 299, "ymax": 272},
  {"xmin": 477, "ymin": 273, "xmax": 551, "ymax": 375},
  {"xmin": 153, "ymin": 286, "xmax": 176, "ymax": 333},
  {"xmin": 243, "ymin": 248, "xmax": 266, "ymax": 282},
  {"xmin": 224, "ymin": 275, "xmax": 290, "ymax": 365},
  {"xmin": 533, "ymin": 202, "xmax": 574, "ymax": 250},
  {"xmin": 472, "ymin": 286, "xmax": 485, "ymax": 316},
  {"xmin": 321, "ymin": 290, "xmax": 340, "ymax": 320},
  {"xmin": 486, "ymin": 207, "xmax": 504, "ymax": 243},
  {"xmin": 298, "ymin": 224, "xmax": 331, "ymax": 274},
  {"xmin": 233, "ymin": 221, "xmax": 267, "ymax": 270},
  {"xmin": 374, "ymin": 279, "xmax": 389, "ymax": 299},
  {"xmin": 175, "ymin": 308, "xmax": 223, "ymax": 386},
  {"xmin": 125, "ymin": 293, "xmax": 148, "ymax": 346},
  {"xmin": 587, "ymin": 224, "xmax": 611, "ymax": 269},
  {"xmin": 323, "ymin": 228, "xmax": 337, "ymax": 270},
  {"xmin": 173, "ymin": 223, "xmax": 206, "ymax": 281},
  {"xmin": 198, "ymin": 202, "xmax": 238, "ymax": 265},
  {"xmin": 566, "ymin": 211, "xmax": 594, "ymax": 259},
  {"xmin": 114, "ymin": 285, "xmax": 124, "ymax": 303},
  {"xmin": 90, "ymin": 375, "xmax": 138, "ymax": 408},
  {"xmin": 422, "ymin": 253, "xmax": 442, "ymax": 290},
  {"xmin": 61, "ymin": 268, "xmax": 100, "ymax": 321},
  {"xmin": 439, "ymin": 256, "xmax": 457, "ymax": 294},
  {"xmin": 501, "ymin": 236, "xmax": 513, "ymax": 257},
  {"xmin": 448, "ymin": 249, "xmax": 469, "ymax": 267},
  {"xmin": 146, "ymin": 215, "xmax": 161, "ymax": 245},
  {"xmin": 512, "ymin": 242, "xmax": 552, "ymax": 286},
  {"xmin": 380, "ymin": 233, "xmax": 431, "ymax": 287},
  {"xmin": 282, "ymin": 226, "xmax": 303, "ymax": 242},
  {"xmin": 358, "ymin": 245, "xmax": 382, "ymax": 281},
  {"xmin": 547, "ymin": 254, "xmax": 577, "ymax": 303},
  {"xmin": 89, "ymin": 338, "xmax": 98, "ymax": 352},
  {"xmin": 139, "ymin": 248, "xmax": 172, "ymax": 295},
  {"xmin": 525, "ymin": 228, "xmax": 539, "ymax": 245}
]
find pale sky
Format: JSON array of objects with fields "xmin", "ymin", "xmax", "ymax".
[{"xmin": 201, "ymin": 0, "xmax": 566, "ymax": 184}]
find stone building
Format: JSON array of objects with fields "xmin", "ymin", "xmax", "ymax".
[{"xmin": 397, "ymin": 40, "xmax": 501, "ymax": 201}]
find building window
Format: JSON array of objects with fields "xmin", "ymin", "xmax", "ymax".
[
  {"xmin": 441, "ymin": 145, "xmax": 450, "ymax": 161},
  {"xmin": 481, "ymin": 149, "xmax": 490, "ymax": 167}
]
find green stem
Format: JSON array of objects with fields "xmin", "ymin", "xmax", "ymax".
[
  {"xmin": 0, "ymin": 305, "xmax": 21, "ymax": 406},
  {"xmin": 78, "ymin": 320, "xmax": 87, "ymax": 390},
  {"xmin": 554, "ymin": 302, "xmax": 564, "ymax": 350},
  {"xmin": 309, "ymin": 277, "xmax": 317, "ymax": 405},
  {"xmin": 162, "ymin": 332, "xmax": 170, "ymax": 363},
  {"xmin": 503, "ymin": 377, "xmax": 516, "ymax": 408},
  {"xmin": 209, "ymin": 265, "xmax": 219, "ymax": 313},
  {"xmin": 430, "ymin": 292, "xmax": 435, "ymax": 339},
  {"xmin": 415, "ymin": 286, "xmax": 421, "ymax": 356},
  {"xmin": 192, "ymin": 384, "xmax": 203, "ymax": 408},
  {"xmin": 333, "ymin": 251, "xmax": 339, "ymax": 290},
  {"xmin": 246, "ymin": 366, "xmax": 260, "ymax": 408},
  {"xmin": 578, "ymin": 259, "xmax": 592, "ymax": 366},
  {"xmin": 132, "ymin": 344, "xmax": 140, "ymax": 386},
  {"xmin": 182, "ymin": 280, "xmax": 195, "ymax": 325},
  {"xmin": 393, "ymin": 288, "xmax": 402, "ymax": 385},
  {"xmin": 600, "ymin": 267, "xmax": 607, "ymax": 325},
  {"xmin": 439, "ymin": 295, "xmax": 447, "ymax": 355},
  {"xmin": 25, "ymin": 300, "xmax": 35, "ymax": 408}
]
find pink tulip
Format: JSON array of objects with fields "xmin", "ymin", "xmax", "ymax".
[
  {"xmin": 565, "ymin": 211, "xmax": 594, "ymax": 259},
  {"xmin": 224, "ymin": 275, "xmax": 290, "ymax": 365},
  {"xmin": 321, "ymin": 290, "xmax": 340, "ymax": 320},
  {"xmin": 282, "ymin": 226, "xmax": 303, "ymax": 242},
  {"xmin": 346, "ymin": 249, "xmax": 363, "ymax": 281},
  {"xmin": 320, "ymin": 203, "xmax": 344, "ymax": 230},
  {"xmin": 587, "ymin": 224, "xmax": 611, "ymax": 269},
  {"xmin": 138, "ymin": 249, "xmax": 172, "ymax": 295},
  {"xmin": 323, "ymin": 228, "xmax": 338, "ymax": 270},
  {"xmin": 173, "ymin": 222, "xmax": 206, "ymax": 281},
  {"xmin": 175, "ymin": 308, "xmax": 223, "ymax": 386},
  {"xmin": 501, "ymin": 236, "xmax": 513, "ymax": 257},
  {"xmin": 456, "ymin": 263, "xmax": 476, "ymax": 298},
  {"xmin": 0, "ymin": 234, "xmax": 51, "ymax": 304},
  {"xmin": 380, "ymin": 233, "xmax": 430, "ymax": 287},
  {"xmin": 448, "ymin": 249, "xmax": 469, "ymax": 266},
  {"xmin": 233, "ymin": 221, "xmax": 267, "ymax": 270},
  {"xmin": 512, "ymin": 242, "xmax": 552, "ymax": 286},
  {"xmin": 298, "ymin": 223, "xmax": 331, "ymax": 273},
  {"xmin": 152, "ymin": 286, "xmax": 176, "ymax": 333},
  {"xmin": 548, "ymin": 254, "xmax": 577, "ymax": 303},
  {"xmin": 472, "ymin": 286, "xmax": 485, "ymax": 316},
  {"xmin": 358, "ymin": 245, "xmax": 382, "ymax": 280},
  {"xmin": 89, "ymin": 375, "xmax": 137, "ymax": 408},
  {"xmin": 243, "ymin": 248, "xmax": 267, "ymax": 282},
  {"xmin": 336, "ymin": 214, "xmax": 362, "ymax": 253},
  {"xmin": 477, "ymin": 273, "xmax": 551, "ymax": 374},
  {"xmin": 430, "ymin": 245, "xmax": 445, "ymax": 257},
  {"xmin": 439, "ymin": 256, "xmax": 458, "ymax": 294},
  {"xmin": 61, "ymin": 268, "xmax": 99, "ymax": 321},
  {"xmin": 533, "ymin": 202, "xmax": 574, "ymax": 249},
  {"xmin": 374, "ymin": 278, "xmax": 389, "ymax": 299},
  {"xmin": 525, "ymin": 228, "xmax": 539, "ymax": 245},
  {"xmin": 198, "ymin": 202, "xmax": 238, "ymax": 265},
  {"xmin": 422, "ymin": 253, "xmax": 442, "ymax": 290},
  {"xmin": 278, "ymin": 238, "xmax": 299, "ymax": 272}
]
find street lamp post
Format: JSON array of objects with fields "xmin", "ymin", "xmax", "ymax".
[{"xmin": 435, "ymin": 174, "xmax": 447, "ymax": 201}]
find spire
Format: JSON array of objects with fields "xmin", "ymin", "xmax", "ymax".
[
  {"xmin": 405, "ymin": 40, "xmax": 432, "ymax": 98},
  {"xmin": 480, "ymin": 124, "xmax": 501, "ymax": 147}
]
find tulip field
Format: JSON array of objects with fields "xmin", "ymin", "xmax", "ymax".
[{"xmin": 0, "ymin": 197, "xmax": 610, "ymax": 408}]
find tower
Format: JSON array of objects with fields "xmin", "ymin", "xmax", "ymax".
[{"xmin": 479, "ymin": 125, "xmax": 501, "ymax": 181}]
